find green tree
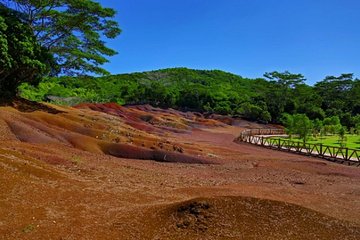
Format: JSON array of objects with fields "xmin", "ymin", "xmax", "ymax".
[
  {"xmin": 263, "ymin": 71, "xmax": 306, "ymax": 121},
  {"xmin": 281, "ymin": 113, "xmax": 313, "ymax": 142},
  {"xmin": 353, "ymin": 115, "xmax": 360, "ymax": 135},
  {"xmin": 314, "ymin": 74, "xmax": 354, "ymax": 116},
  {"xmin": 263, "ymin": 71, "xmax": 305, "ymax": 88},
  {"xmin": 293, "ymin": 84, "xmax": 324, "ymax": 119},
  {"xmin": 340, "ymin": 112, "xmax": 353, "ymax": 129},
  {"xmin": 0, "ymin": 5, "xmax": 50, "ymax": 98},
  {"xmin": 352, "ymin": 115, "xmax": 360, "ymax": 128},
  {"xmin": 350, "ymin": 79, "xmax": 360, "ymax": 115},
  {"xmin": 2, "ymin": 0, "xmax": 121, "ymax": 76},
  {"xmin": 280, "ymin": 113, "xmax": 294, "ymax": 138},
  {"xmin": 312, "ymin": 119, "xmax": 323, "ymax": 137},
  {"xmin": 323, "ymin": 116, "xmax": 341, "ymax": 126},
  {"xmin": 292, "ymin": 114, "xmax": 313, "ymax": 143},
  {"xmin": 323, "ymin": 116, "xmax": 342, "ymax": 135},
  {"xmin": 338, "ymin": 126, "xmax": 347, "ymax": 147},
  {"xmin": 238, "ymin": 102, "xmax": 271, "ymax": 122},
  {"xmin": 356, "ymin": 124, "xmax": 360, "ymax": 135}
]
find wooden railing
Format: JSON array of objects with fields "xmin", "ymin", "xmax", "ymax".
[
  {"xmin": 237, "ymin": 128, "xmax": 286, "ymax": 139},
  {"xmin": 234, "ymin": 129, "xmax": 360, "ymax": 166}
]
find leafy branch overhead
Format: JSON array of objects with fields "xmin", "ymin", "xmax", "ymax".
[
  {"xmin": 0, "ymin": 4, "xmax": 51, "ymax": 98},
  {"xmin": 1, "ymin": 0, "xmax": 121, "ymax": 76}
]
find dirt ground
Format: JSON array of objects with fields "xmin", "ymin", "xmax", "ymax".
[{"xmin": 0, "ymin": 102, "xmax": 359, "ymax": 239}]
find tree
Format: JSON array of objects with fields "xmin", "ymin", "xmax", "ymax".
[
  {"xmin": 281, "ymin": 114, "xmax": 312, "ymax": 142},
  {"xmin": 351, "ymin": 114, "xmax": 360, "ymax": 126},
  {"xmin": 292, "ymin": 114, "xmax": 312, "ymax": 143},
  {"xmin": 264, "ymin": 71, "xmax": 305, "ymax": 88},
  {"xmin": 312, "ymin": 119, "xmax": 323, "ymax": 137},
  {"xmin": 280, "ymin": 113, "xmax": 294, "ymax": 138},
  {"xmin": 0, "ymin": 5, "xmax": 51, "ymax": 98},
  {"xmin": 352, "ymin": 115, "xmax": 360, "ymax": 135},
  {"xmin": 350, "ymin": 79, "xmax": 360, "ymax": 115},
  {"xmin": 263, "ymin": 71, "xmax": 306, "ymax": 122},
  {"xmin": 1, "ymin": 0, "xmax": 121, "ymax": 76},
  {"xmin": 340, "ymin": 112, "xmax": 353, "ymax": 129},
  {"xmin": 323, "ymin": 116, "xmax": 341, "ymax": 126},
  {"xmin": 338, "ymin": 126, "xmax": 347, "ymax": 147},
  {"xmin": 238, "ymin": 102, "xmax": 271, "ymax": 122},
  {"xmin": 356, "ymin": 124, "xmax": 360, "ymax": 135},
  {"xmin": 314, "ymin": 74, "xmax": 354, "ymax": 115},
  {"xmin": 292, "ymin": 84, "xmax": 324, "ymax": 119}
]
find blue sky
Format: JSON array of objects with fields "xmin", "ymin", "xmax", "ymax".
[{"xmin": 99, "ymin": 0, "xmax": 359, "ymax": 84}]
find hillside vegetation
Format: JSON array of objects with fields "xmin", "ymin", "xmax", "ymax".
[{"xmin": 19, "ymin": 68, "xmax": 360, "ymax": 126}]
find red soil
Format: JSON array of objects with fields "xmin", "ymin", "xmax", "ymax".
[{"xmin": 0, "ymin": 101, "xmax": 360, "ymax": 239}]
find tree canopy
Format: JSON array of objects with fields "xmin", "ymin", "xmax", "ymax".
[
  {"xmin": 1, "ymin": 0, "xmax": 121, "ymax": 76},
  {"xmin": 0, "ymin": 4, "xmax": 51, "ymax": 98},
  {"xmin": 263, "ymin": 71, "xmax": 305, "ymax": 88}
]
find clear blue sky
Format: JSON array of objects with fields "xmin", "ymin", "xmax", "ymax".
[{"xmin": 99, "ymin": 0, "xmax": 359, "ymax": 84}]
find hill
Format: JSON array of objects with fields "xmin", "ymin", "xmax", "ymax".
[{"xmin": 19, "ymin": 68, "xmax": 360, "ymax": 127}]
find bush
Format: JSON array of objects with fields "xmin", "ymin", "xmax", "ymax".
[
  {"xmin": 238, "ymin": 102, "xmax": 271, "ymax": 122},
  {"xmin": 282, "ymin": 113, "xmax": 312, "ymax": 142}
]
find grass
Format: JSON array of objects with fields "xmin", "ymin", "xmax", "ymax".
[
  {"xmin": 275, "ymin": 134, "xmax": 360, "ymax": 149},
  {"xmin": 70, "ymin": 155, "xmax": 82, "ymax": 165},
  {"xmin": 22, "ymin": 224, "xmax": 35, "ymax": 233}
]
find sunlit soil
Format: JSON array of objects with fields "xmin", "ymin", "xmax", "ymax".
[{"xmin": 0, "ymin": 101, "xmax": 359, "ymax": 239}]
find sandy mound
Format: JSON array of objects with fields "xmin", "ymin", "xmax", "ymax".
[
  {"xmin": 130, "ymin": 196, "xmax": 360, "ymax": 239},
  {"xmin": 0, "ymin": 101, "xmax": 219, "ymax": 164}
]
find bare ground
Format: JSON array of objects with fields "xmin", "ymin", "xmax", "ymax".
[{"xmin": 0, "ymin": 102, "xmax": 359, "ymax": 239}]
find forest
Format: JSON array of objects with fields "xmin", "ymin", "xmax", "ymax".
[{"xmin": 19, "ymin": 68, "xmax": 360, "ymax": 130}]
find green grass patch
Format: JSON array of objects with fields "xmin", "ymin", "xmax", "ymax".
[
  {"xmin": 273, "ymin": 134, "xmax": 360, "ymax": 149},
  {"xmin": 70, "ymin": 156, "xmax": 82, "ymax": 165},
  {"xmin": 22, "ymin": 224, "xmax": 35, "ymax": 233}
]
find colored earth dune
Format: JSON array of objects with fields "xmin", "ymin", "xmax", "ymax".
[{"xmin": 0, "ymin": 100, "xmax": 360, "ymax": 239}]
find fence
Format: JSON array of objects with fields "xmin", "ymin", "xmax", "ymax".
[
  {"xmin": 234, "ymin": 128, "xmax": 360, "ymax": 166},
  {"xmin": 238, "ymin": 128, "xmax": 286, "ymax": 138}
]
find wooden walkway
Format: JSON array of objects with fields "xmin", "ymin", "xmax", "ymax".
[{"xmin": 234, "ymin": 128, "xmax": 360, "ymax": 166}]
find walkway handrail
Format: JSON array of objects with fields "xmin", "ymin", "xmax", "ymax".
[
  {"xmin": 234, "ymin": 129, "xmax": 360, "ymax": 166},
  {"xmin": 236, "ymin": 128, "xmax": 286, "ymax": 141}
]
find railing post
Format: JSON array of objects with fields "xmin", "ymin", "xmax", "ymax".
[
  {"xmin": 345, "ymin": 148, "xmax": 348, "ymax": 161},
  {"xmin": 319, "ymin": 144, "xmax": 323, "ymax": 156},
  {"xmin": 278, "ymin": 138, "xmax": 281, "ymax": 149},
  {"xmin": 261, "ymin": 137, "xmax": 264, "ymax": 146}
]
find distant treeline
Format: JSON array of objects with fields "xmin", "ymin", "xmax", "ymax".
[{"xmin": 19, "ymin": 68, "xmax": 360, "ymax": 128}]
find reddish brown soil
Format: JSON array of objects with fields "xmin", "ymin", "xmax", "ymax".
[{"xmin": 0, "ymin": 102, "xmax": 360, "ymax": 239}]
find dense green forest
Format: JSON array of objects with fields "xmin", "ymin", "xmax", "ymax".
[{"xmin": 19, "ymin": 68, "xmax": 360, "ymax": 128}]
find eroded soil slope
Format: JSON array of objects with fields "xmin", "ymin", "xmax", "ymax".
[{"xmin": 0, "ymin": 102, "xmax": 360, "ymax": 239}]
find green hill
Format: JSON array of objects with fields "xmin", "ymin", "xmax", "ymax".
[{"xmin": 19, "ymin": 68, "xmax": 360, "ymax": 126}]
